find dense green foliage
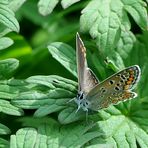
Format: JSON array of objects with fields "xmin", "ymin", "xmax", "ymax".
[{"xmin": 0, "ymin": 0, "xmax": 148, "ymax": 147}]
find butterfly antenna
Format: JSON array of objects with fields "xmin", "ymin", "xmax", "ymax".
[{"xmin": 67, "ymin": 97, "xmax": 76, "ymax": 104}]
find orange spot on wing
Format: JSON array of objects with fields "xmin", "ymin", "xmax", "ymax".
[
  {"xmin": 129, "ymin": 77, "xmax": 134, "ymax": 81},
  {"xmin": 126, "ymin": 81, "xmax": 132, "ymax": 85}
]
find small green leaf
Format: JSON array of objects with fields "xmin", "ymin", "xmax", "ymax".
[
  {"xmin": 0, "ymin": 58, "xmax": 19, "ymax": 79},
  {"xmin": 9, "ymin": 0, "xmax": 27, "ymax": 12},
  {"xmin": 0, "ymin": 37, "xmax": 13, "ymax": 50},
  {"xmin": 38, "ymin": 0, "xmax": 59, "ymax": 16},
  {"xmin": 0, "ymin": 24, "xmax": 11, "ymax": 38},
  {"xmin": 0, "ymin": 79, "xmax": 29, "ymax": 100},
  {"xmin": 48, "ymin": 42, "xmax": 77, "ymax": 77},
  {"xmin": 0, "ymin": 123, "xmax": 11, "ymax": 135},
  {"xmin": 105, "ymin": 52, "xmax": 125, "ymax": 71},
  {"xmin": 0, "ymin": 0, "xmax": 20, "ymax": 32},
  {"xmin": 10, "ymin": 128, "xmax": 38, "ymax": 148},
  {"xmin": 0, "ymin": 34, "xmax": 32, "ymax": 59},
  {"xmin": 61, "ymin": 0, "xmax": 80, "ymax": 9},
  {"xmin": 58, "ymin": 106, "xmax": 85, "ymax": 124},
  {"xmin": 0, "ymin": 99, "xmax": 24, "ymax": 116},
  {"xmin": 26, "ymin": 75, "xmax": 77, "ymax": 91},
  {"xmin": 123, "ymin": 0, "xmax": 148, "ymax": 29},
  {"xmin": 0, "ymin": 138, "xmax": 9, "ymax": 148}
]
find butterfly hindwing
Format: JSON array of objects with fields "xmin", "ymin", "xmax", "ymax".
[{"xmin": 86, "ymin": 65, "xmax": 141, "ymax": 110}]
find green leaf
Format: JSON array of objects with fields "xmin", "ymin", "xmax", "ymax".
[
  {"xmin": 0, "ymin": 58, "xmax": 19, "ymax": 79},
  {"xmin": 0, "ymin": 24, "xmax": 11, "ymax": 38},
  {"xmin": 58, "ymin": 106, "xmax": 85, "ymax": 124},
  {"xmin": 38, "ymin": 0, "xmax": 59, "ymax": 16},
  {"xmin": 0, "ymin": 123, "xmax": 11, "ymax": 135},
  {"xmin": 10, "ymin": 119, "xmax": 102, "ymax": 148},
  {"xmin": 0, "ymin": 0, "xmax": 19, "ymax": 32},
  {"xmin": 0, "ymin": 138, "xmax": 9, "ymax": 148},
  {"xmin": 0, "ymin": 99, "xmax": 24, "ymax": 116},
  {"xmin": 48, "ymin": 42, "xmax": 77, "ymax": 77},
  {"xmin": 12, "ymin": 75, "xmax": 77, "ymax": 116},
  {"xmin": 116, "ymin": 26, "xmax": 136, "ymax": 59},
  {"xmin": 80, "ymin": 0, "xmax": 148, "ymax": 55},
  {"xmin": 0, "ymin": 79, "xmax": 30, "ymax": 100},
  {"xmin": 125, "ymin": 31, "xmax": 148, "ymax": 68},
  {"xmin": 61, "ymin": 0, "xmax": 80, "ymax": 9},
  {"xmin": 10, "ymin": 128, "xmax": 38, "ymax": 148},
  {"xmin": 80, "ymin": 0, "xmax": 122, "ymax": 53},
  {"xmin": 123, "ymin": 0, "xmax": 148, "ymax": 29},
  {"xmin": 9, "ymin": 0, "xmax": 27, "ymax": 12},
  {"xmin": 92, "ymin": 104, "xmax": 148, "ymax": 148},
  {"xmin": 0, "ymin": 34, "xmax": 32, "ymax": 60},
  {"xmin": 0, "ymin": 37, "xmax": 13, "ymax": 50}
]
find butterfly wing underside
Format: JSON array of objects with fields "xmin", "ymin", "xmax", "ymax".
[
  {"xmin": 86, "ymin": 65, "xmax": 141, "ymax": 110},
  {"xmin": 76, "ymin": 33, "xmax": 99, "ymax": 94}
]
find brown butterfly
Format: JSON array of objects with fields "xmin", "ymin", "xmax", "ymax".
[{"xmin": 74, "ymin": 33, "xmax": 141, "ymax": 112}]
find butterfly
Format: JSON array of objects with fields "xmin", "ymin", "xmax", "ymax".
[{"xmin": 74, "ymin": 33, "xmax": 141, "ymax": 112}]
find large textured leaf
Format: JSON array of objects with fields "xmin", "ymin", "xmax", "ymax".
[
  {"xmin": 10, "ymin": 118, "xmax": 103, "ymax": 148},
  {"xmin": 94, "ymin": 105, "xmax": 148, "ymax": 148},
  {"xmin": 48, "ymin": 42, "xmax": 77, "ymax": 77},
  {"xmin": 12, "ymin": 75, "xmax": 77, "ymax": 117},
  {"xmin": 80, "ymin": 0, "xmax": 148, "ymax": 55}
]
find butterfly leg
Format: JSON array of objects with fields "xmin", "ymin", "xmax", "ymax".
[{"xmin": 75, "ymin": 104, "xmax": 81, "ymax": 113}]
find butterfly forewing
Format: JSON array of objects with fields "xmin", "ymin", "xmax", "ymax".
[
  {"xmin": 86, "ymin": 65, "xmax": 141, "ymax": 110},
  {"xmin": 76, "ymin": 33, "xmax": 99, "ymax": 94}
]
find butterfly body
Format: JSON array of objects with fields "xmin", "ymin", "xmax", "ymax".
[{"xmin": 75, "ymin": 33, "xmax": 141, "ymax": 112}]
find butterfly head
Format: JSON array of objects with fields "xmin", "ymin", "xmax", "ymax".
[{"xmin": 75, "ymin": 91, "xmax": 90, "ymax": 112}]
